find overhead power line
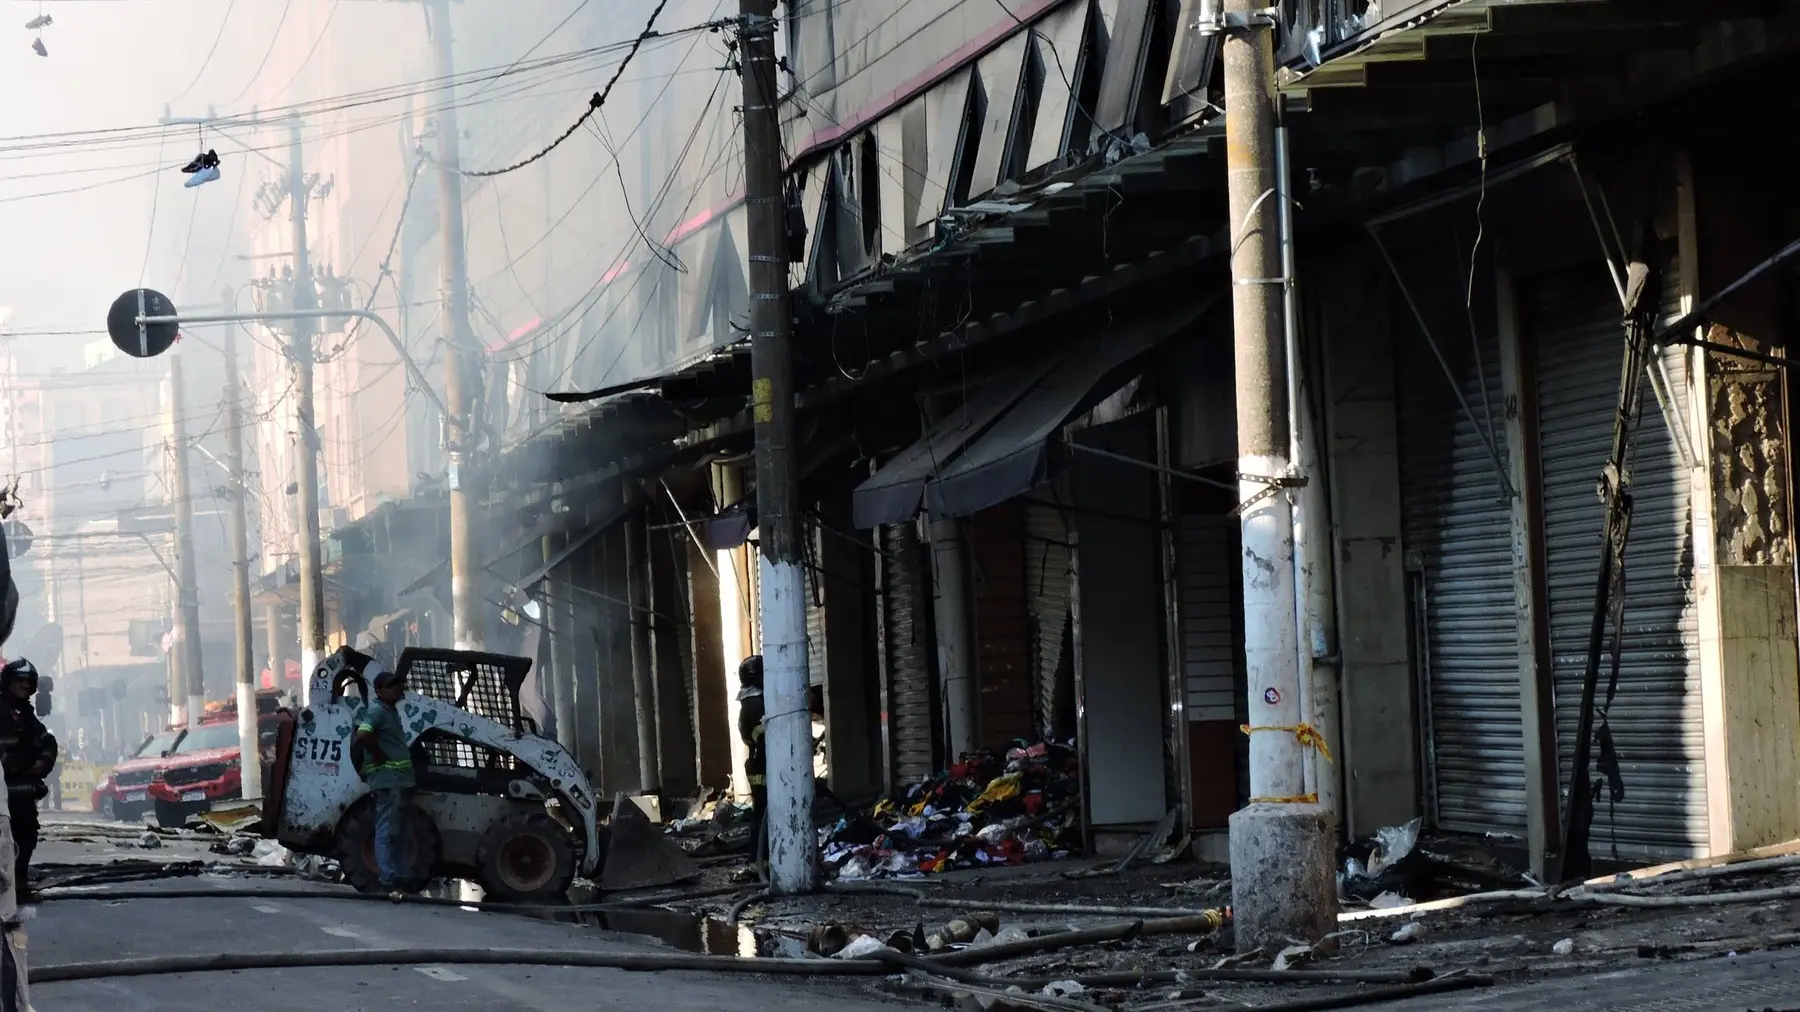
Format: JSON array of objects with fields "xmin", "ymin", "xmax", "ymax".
[
  {"xmin": 0, "ymin": 34, "xmax": 678, "ymax": 156},
  {"xmin": 320, "ymin": 153, "xmax": 428, "ymax": 363},
  {"xmin": 225, "ymin": 0, "xmax": 295, "ymax": 105},
  {"xmin": 268, "ymin": 0, "xmax": 342, "ymax": 102},
  {"xmin": 453, "ymin": 0, "xmax": 677, "ymax": 178},
  {"xmin": 170, "ymin": 0, "xmax": 237, "ymax": 105}
]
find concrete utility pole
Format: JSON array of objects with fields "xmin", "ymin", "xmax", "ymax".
[
  {"xmin": 738, "ymin": 0, "xmax": 817, "ymax": 894},
  {"xmin": 221, "ymin": 298, "xmax": 262, "ymax": 800},
  {"xmin": 167, "ymin": 352, "xmax": 206, "ymax": 728},
  {"xmin": 1213, "ymin": 0, "xmax": 1337, "ymax": 952},
  {"xmin": 426, "ymin": 0, "xmax": 484, "ymax": 653},
  {"xmin": 286, "ymin": 119, "xmax": 328, "ymax": 694}
]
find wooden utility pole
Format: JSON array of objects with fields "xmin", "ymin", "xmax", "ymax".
[
  {"xmin": 738, "ymin": 0, "xmax": 816, "ymax": 895},
  {"xmin": 426, "ymin": 0, "xmax": 484, "ymax": 653},
  {"xmin": 168, "ymin": 352, "xmax": 206, "ymax": 727},
  {"xmin": 221, "ymin": 292, "xmax": 261, "ymax": 800}
]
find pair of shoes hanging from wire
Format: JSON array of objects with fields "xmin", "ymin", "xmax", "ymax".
[
  {"xmin": 182, "ymin": 149, "xmax": 221, "ymax": 188},
  {"xmin": 26, "ymin": 9, "xmax": 48, "ymax": 56}
]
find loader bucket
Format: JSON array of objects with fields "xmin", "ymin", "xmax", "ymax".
[{"xmin": 599, "ymin": 792, "xmax": 700, "ymax": 892}]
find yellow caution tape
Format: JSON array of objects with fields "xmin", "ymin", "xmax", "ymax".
[
  {"xmin": 1249, "ymin": 793, "xmax": 1321, "ymax": 805},
  {"xmin": 1239, "ymin": 722, "xmax": 1334, "ymax": 764}
]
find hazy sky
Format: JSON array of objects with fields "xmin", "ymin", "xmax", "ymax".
[
  {"xmin": 0, "ymin": 0, "xmax": 623, "ymax": 369},
  {"xmin": 0, "ymin": 0, "xmax": 264, "ymax": 363}
]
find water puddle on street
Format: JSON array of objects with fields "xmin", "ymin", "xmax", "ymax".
[{"xmin": 584, "ymin": 908, "xmax": 757, "ymax": 957}]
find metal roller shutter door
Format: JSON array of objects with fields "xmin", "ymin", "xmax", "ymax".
[
  {"xmin": 1179, "ymin": 513, "xmax": 1246, "ymax": 826},
  {"xmin": 1526, "ymin": 263, "xmax": 1706, "ymax": 860},
  {"xmin": 1394, "ymin": 251, "xmax": 1527, "ymax": 837},
  {"xmin": 883, "ymin": 522, "xmax": 935, "ymax": 783},
  {"xmin": 1178, "ymin": 516, "xmax": 1237, "ymax": 722},
  {"xmin": 1025, "ymin": 498, "xmax": 1073, "ymax": 737}
]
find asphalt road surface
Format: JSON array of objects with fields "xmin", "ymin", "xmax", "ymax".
[
  {"xmin": 24, "ymin": 875, "xmax": 921, "ymax": 1011},
  {"xmin": 26, "ymin": 816, "xmax": 1800, "ymax": 1011}
]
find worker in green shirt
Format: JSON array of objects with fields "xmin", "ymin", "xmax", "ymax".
[{"xmin": 355, "ymin": 669, "xmax": 415, "ymax": 893}]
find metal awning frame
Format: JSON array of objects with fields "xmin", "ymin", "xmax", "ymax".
[
  {"xmin": 1566, "ymin": 151, "xmax": 1696, "ymax": 469},
  {"xmin": 1363, "ymin": 139, "xmax": 1716, "ymax": 497}
]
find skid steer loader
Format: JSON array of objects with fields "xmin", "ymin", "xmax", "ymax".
[{"xmin": 260, "ymin": 646, "xmax": 696, "ymax": 901}]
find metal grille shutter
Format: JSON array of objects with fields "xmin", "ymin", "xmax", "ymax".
[
  {"xmin": 1024, "ymin": 498, "xmax": 1073, "ymax": 738},
  {"xmin": 883, "ymin": 522, "xmax": 935, "ymax": 782},
  {"xmin": 1394, "ymin": 251, "xmax": 1526, "ymax": 837},
  {"xmin": 806, "ymin": 532, "xmax": 826, "ymax": 689},
  {"xmin": 1527, "ymin": 263, "xmax": 1706, "ymax": 860},
  {"xmin": 1178, "ymin": 516, "xmax": 1237, "ymax": 720}
]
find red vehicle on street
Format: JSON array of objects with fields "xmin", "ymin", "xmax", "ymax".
[
  {"xmin": 147, "ymin": 705, "xmax": 280, "ymax": 824},
  {"xmin": 92, "ymin": 727, "xmax": 183, "ymax": 823},
  {"xmin": 147, "ymin": 696, "xmax": 283, "ymax": 828}
]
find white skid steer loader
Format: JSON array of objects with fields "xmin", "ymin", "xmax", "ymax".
[{"xmin": 260, "ymin": 646, "xmax": 696, "ymax": 901}]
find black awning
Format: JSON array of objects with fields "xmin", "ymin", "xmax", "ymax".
[
  {"xmin": 924, "ymin": 302, "xmax": 1210, "ymax": 519},
  {"xmin": 851, "ymin": 356, "xmax": 1062, "ymax": 528}
]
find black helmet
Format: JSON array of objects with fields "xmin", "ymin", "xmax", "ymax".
[
  {"xmin": 1, "ymin": 658, "xmax": 36, "ymax": 692},
  {"xmin": 738, "ymin": 654, "xmax": 763, "ymax": 687}
]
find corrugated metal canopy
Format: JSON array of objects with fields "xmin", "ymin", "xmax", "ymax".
[
  {"xmin": 851, "ymin": 355, "xmax": 1060, "ymax": 529},
  {"xmin": 924, "ymin": 298, "xmax": 1215, "ymax": 519}
]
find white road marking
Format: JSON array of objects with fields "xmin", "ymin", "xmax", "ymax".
[
  {"xmin": 416, "ymin": 966, "xmax": 468, "ymax": 982},
  {"xmin": 319, "ymin": 925, "xmax": 360, "ymax": 938},
  {"xmin": 252, "ymin": 904, "xmax": 281, "ymax": 914}
]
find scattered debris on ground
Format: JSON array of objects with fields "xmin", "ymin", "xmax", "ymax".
[
  {"xmin": 48, "ymin": 808, "xmax": 1800, "ymax": 1008},
  {"xmin": 616, "ymin": 836, "xmax": 1800, "ymax": 1009},
  {"xmin": 818, "ymin": 738, "xmax": 1083, "ymax": 880}
]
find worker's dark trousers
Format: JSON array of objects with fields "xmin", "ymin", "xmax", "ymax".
[
  {"xmin": 372, "ymin": 788, "xmax": 412, "ymax": 889},
  {"xmin": 749, "ymin": 783, "xmax": 768, "ymax": 865},
  {"xmin": 7, "ymin": 795, "xmax": 36, "ymax": 898}
]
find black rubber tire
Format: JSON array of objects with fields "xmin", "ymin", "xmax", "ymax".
[
  {"xmin": 475, "ymin": 812, "xmax": 577, "ymax": 903},
  {"xmin": 98, "ymin": 794, "xmax": 114, "ymax": 821},
  {"xmin": 335, "ymin": 799, "xmax": 442, "ymax": 893}
]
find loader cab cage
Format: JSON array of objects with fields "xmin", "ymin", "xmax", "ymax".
[
  {"xmin": 412, "ymin": 728, "xmax": 521, "ymax": 789},
  {"xmin": 394, "ymin": 648, "xmax": 535, "ymax": 735}
]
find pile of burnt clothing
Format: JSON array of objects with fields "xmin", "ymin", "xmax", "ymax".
[{"xmin": 820, "ymin": 737, "xmax": 1082, "ymax": 880}]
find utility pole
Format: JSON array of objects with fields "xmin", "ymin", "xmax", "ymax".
[
  {"xmin": 286, "ymin": 118, "xmax": 328, "ymax": 693},
  {"xmin": 168, "ymin": 352, "xmax": 206, "ymax": 727},
  {"xmin": 426, "ymin": 0, "xmax": 484, "ymax": 653},
  {"xmin": 738, "ymin": 0, "xmax": 816, "ymax": 895},
  {"xmin": 1209, "ymin": 0, "xmax": 1336, "ymax": 952},
  {"xmin": 222, "ymin": 292, "xmax": 261, "ymax": 800}
]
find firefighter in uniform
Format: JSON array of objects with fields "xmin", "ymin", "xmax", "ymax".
[
  {"xmin": 0, "ymin": 659, "xmax": 55, "ymax": 902},
  {"xmin": 735, "ymin": 655, "xmax": 767, "ymax": 876}
]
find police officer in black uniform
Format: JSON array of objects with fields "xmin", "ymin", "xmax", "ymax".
[{"xmin": 0, "ymin": 660, "xmax": 55, "ymax": 902}]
